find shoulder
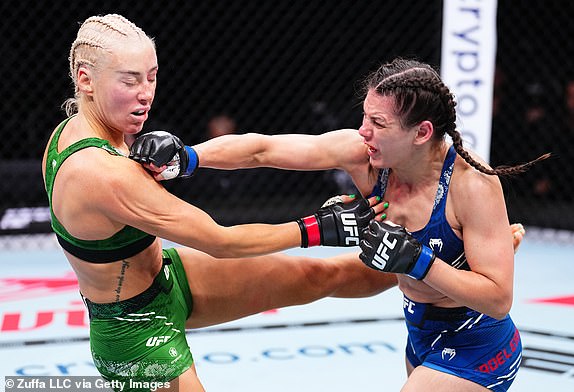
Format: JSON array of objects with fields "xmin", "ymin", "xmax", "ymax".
[
  {"xmin": 322, "ymin": 129, "xmax": 368, "ymax": 162},
  {"xmin": 322, "ymin": 129, "xmax": 374, "ymax": 193},
  {"xmin": 323, "ymin": 128, "xmax": 363, "ymax": 143},
  {"xmin": 450, "ymin": 148, "xmax": 505, "ymax": 222},
  {"xmin": 452, "ymin": 148, "xmax": 500, "ymax": 190},
  {"xmin": 61, "ymin": 148, "xmax": 149, "ymax": 194}
]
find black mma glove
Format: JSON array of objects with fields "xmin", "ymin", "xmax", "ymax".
[
  {"xmin": 296, "ymin": 196, "xmax": 374, "ymax": 247},
  {"xmin": 129, "ymin": 131, "xmax": 199, "ymax": 180},
  {"xmin": 359, "ymin": 220, "xmax": 435, "ymax": 280}
]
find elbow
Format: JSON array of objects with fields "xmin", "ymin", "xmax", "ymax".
[
  {"xmin": 196, "ymin": 222, "xmax": 270, "ymax": 258},
  {"xmin": 488, "ymin": 293, "xmax": 513, "ymax": 320},
  {"xmin": 201, "ymin": 232, "xmax": 251, "ymax": 259},
  {"xmin": 498, "ymin": 297, "xmax": 513, "ymax": 320},
  {"xmin": 188, "ymin": 229, "xmax": 234, "ymax": 258},
  {"xmin": 206, "ymin": 247, "xmax": 231, "ymax": 259},
  {"xmin": 489, "ymin": 309, "xmax": 510, "ymax": 321},
  {"xmin": 203, "ymin": 241, "xmax": 238, "ymax": 259},
  {"xmin": 246, "ymin": 133, "xmax": 271, "ymax": 165}
]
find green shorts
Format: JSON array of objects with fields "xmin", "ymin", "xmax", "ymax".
[{"xmin": 85, "ymin": 248, "xmax": 194, "ymax": 390}]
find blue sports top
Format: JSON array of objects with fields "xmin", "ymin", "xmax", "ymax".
[{"xmin": 370, "ymin": 145, "xmax": 469, "ymax": 270}]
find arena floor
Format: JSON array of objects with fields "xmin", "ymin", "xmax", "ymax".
[{"xmin": 0, "ymin": 231, "xmax": 573, "ymax": 391}]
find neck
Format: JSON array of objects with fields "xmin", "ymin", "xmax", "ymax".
[
  {"xmin": 389, "ymin": 142, "xmax": 448, "ymax": 188},
  {"xmin": 77, "ymin": 108, "xmax": 127, "ymax": 151}
]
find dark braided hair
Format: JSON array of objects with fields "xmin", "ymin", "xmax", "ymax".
[{"xmin": 361, "ymin": 58, "xmax": 550, "ymax": 176}]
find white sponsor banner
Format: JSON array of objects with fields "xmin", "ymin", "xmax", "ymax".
[{"xmin": 441, "ymin": 0, "xmax": 498, "ymax": 162}]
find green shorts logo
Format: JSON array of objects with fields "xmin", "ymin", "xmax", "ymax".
[{"xmin": 146, "ymin": 335, "xmax": 170, "ymax": 347}]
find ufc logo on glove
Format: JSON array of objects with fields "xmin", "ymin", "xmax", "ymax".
[
  {"xmin": 297, "ymin": 196, "xmax": 374, "ymax": 248},
  {"xmin": 371, "ymin": 232, "xmax": 397, "ymax": 269},
  {"xmin": 359, "ymin": 221, "xmax": 435, "ymax": 280},
  {"xmin": 341, "ymin": 213, "xmax": 359, "ymax": 245}
]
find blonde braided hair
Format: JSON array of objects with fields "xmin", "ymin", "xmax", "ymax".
[{"xmin": 63, "ymin": 14, "xmax": 154, "ymax": 116}]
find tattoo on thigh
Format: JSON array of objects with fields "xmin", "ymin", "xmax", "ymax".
[{"xmin": 114, "ymin": 260, "xmax": 130, "ymax": 302}]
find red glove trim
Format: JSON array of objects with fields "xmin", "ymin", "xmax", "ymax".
[{"xmin": 302, "ymin": 215, "xmax": 321, "ymax": 247}]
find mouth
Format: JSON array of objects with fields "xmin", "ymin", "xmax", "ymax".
[
  {"xmin": 131, "ymin": 109, "xmax": 146, "ymax": 116},
  {"xmin": 365, "ymin": 143, "xmax": 378, "ymax": 155},
  {"xmin": 130, "ymin": 110, "xmax": 149, "ymax": 124}
]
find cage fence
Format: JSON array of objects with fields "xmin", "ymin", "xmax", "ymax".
[{"xmin": 1, "ymin": 1, "xmax": 572, "ymax": 247}]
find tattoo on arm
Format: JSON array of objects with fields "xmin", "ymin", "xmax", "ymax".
[{"xmin": 114, "ymin": 260, "xmax": 130, "ymax": 302}]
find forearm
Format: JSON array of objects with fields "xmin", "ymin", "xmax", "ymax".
[
  {"xmin": 423, "ymin": 260, "xmax": 512, "ymax": 319},
  {"xmin": 359, "ymin": 220, "xmax": 513, "ymax": 319},
  {"xmin": 194, "ymin": 133, "xmax": 270, "ymax": 169},
  {"xmin": 207, "ymin": 195, "xmax": 377, "ymax": 257},
  {"xmin": 205, "ymin": 222, "xmax": 302, "ymax": 258},
  {"xmin": 127, "ymin": 190, "xmax": 302, "ymax": 258}
]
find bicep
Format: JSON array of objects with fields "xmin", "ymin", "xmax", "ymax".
[
  {"xmin": 262, "ymin": 130, "xmax": 372, "ymax": 195},
  {"xmin": 457, "ymin": 174, "xmax": 514, "ymax": 283},
  {"xmin": 259, "ymin": 133, "xmax": 343, "ymax": 170}
]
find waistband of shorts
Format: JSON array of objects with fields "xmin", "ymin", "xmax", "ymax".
[
  {"xmin": 82, "ymin": 257, "xmax": 173, "ymax": 319},
  {"xmin": 423, "ymin": 304, "xmax": 472, "ymax": 321},
  {"xmin": 404, "ymin": 295, "xmax": 472, "ymax": 324}
]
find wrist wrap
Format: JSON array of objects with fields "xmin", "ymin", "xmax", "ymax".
[
  {"xmin": 182, "ymin": 146, "xmax": 199, "ymax": 177},
  {"xmin": 408, "ymin": 245, "xmax": 436, "ymax": 280},
  {"xmin": 297, "ymin": 215, "xmax": 321, "ymax": 248}
]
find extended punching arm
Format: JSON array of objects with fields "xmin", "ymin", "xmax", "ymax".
[{"xmin": 131, "ymin": 131, "xmax": 377, "ymax": 249}]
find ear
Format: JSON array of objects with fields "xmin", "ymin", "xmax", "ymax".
[
  {"xmin": 413, "ymin": 120, "xmax": 434, "ymax": 145},
  {"xmin": 77, "ymin": 65, "xmax": 94, "ymax": 95}
]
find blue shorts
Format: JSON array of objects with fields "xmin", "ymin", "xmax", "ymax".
[{"xmin": 403, "ymin": 296, "xmax": 522, "ymax": 391}]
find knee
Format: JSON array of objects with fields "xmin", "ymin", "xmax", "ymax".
[
  {"xmin": 295, "ymin": 257, "xmax": 343, "ymax": 298},
  {"xmin": 357, "ymin": 269, "xmax": 398, "ymax": 296}
]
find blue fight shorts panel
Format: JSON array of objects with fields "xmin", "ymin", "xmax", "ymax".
[{"xmin": 403, "ymin": 296, "xmax": 522, "ymax": 392}]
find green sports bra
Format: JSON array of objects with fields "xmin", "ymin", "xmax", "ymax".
[{"xmin": 44, "ymin": 117, "xmax": 155, "ymax": 263}]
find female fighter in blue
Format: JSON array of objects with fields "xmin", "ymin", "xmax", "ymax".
[{"xmin": 131, "ymin": 58, "xmax": 542, "ymax": 390}]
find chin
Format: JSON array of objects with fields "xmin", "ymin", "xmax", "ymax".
[
  {"xmin": 369, "ymin": 156, "xmax": 384, "ymax": 169},
  {"xmin": 128, "ymin": 123, "xmax": 145, "ymax": 134}
]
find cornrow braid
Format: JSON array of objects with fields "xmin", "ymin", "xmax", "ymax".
[
  {"xmin": 362, "ymin": 57, "xmax": 550, "ymax": 177},
  {"xmin": 63, "ymin": 14, "xmax": 154, "ymax": 116},
  {"xmin": 447, "ymin": 128, "xmax": 551, "ymax": 176}
]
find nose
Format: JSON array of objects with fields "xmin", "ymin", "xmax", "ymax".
[
  {"xmin": 358, "ymin": 118, "xmax": 371, "ymax": 140},
  {"xmin": 138, "ymin": 82, "xmax": 155, "ymax": 103}
]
